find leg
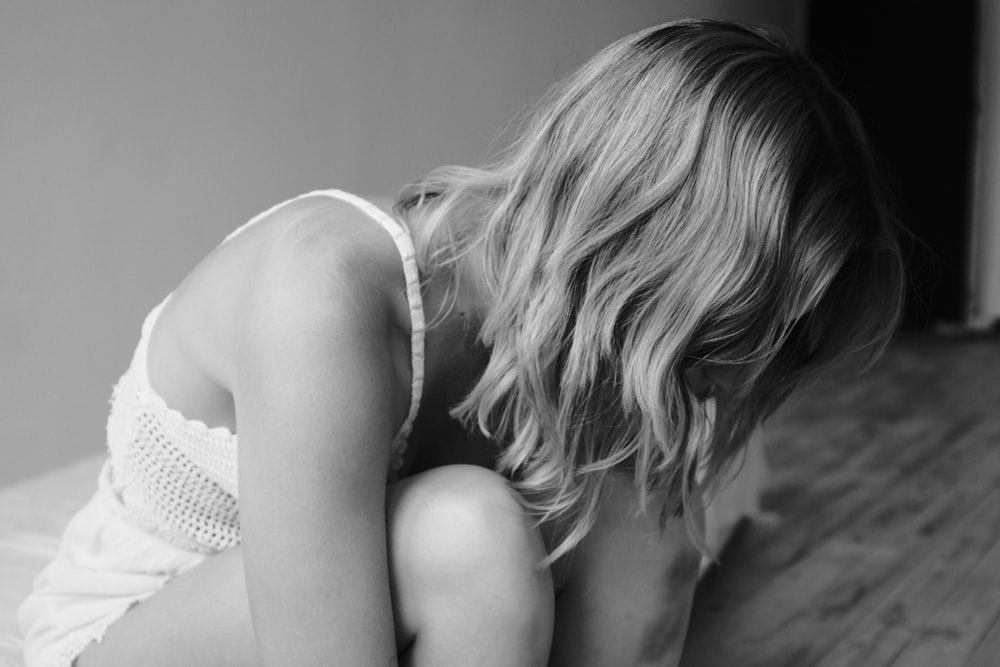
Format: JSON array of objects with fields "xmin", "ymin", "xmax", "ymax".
[
  {"xmin": 389, "ymin": 465, "xmax": 554, "ymax": 666},
  {"xmin": 75, "ymin": 465, "xmax": 553, "ymax": 667}
]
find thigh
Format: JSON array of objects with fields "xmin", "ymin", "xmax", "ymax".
[
  {"xmin": 76, "ymin": 465, "xmax": 549, "ymax": 667},
  {"xmin": 386, "ymin": 465, "xmax": 555, "ymax": 660},
  {"xmin": 74, "ymin": 544, "xmax": 258, "ymax": 667}
]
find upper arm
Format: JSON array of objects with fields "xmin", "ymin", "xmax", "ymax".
[
  {"xmin": 232, "ymin": 219, "xmax": 406, "ymax": 665},
  {"xmin": 549, "ymin": 477, "xmax": 703, "ymax": 667}
]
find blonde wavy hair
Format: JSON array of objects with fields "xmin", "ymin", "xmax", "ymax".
[{"xmin": 394, "ymin": 19, "xmax": 905, "ymax": 562}]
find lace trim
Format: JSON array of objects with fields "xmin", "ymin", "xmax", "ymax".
[
  {"xmin": 137, "ymin": 296, "xmax": 238, "ymax": 442},
  {"xmin": 47, "ymin": 586, "xmax": 166, "ymax": 667}
]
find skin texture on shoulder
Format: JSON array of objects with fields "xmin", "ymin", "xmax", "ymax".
[
  {"xmin": 144, "ymin": 194, "xmax": 416, "ymax": 438},
  {"xmin": 548, "ymin": 475, "xmax": 702, "ymax": 667}
]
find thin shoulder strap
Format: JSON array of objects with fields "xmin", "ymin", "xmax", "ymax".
[
  {"xmin": 225, "ymin": 189, "xmax": 425, "ymax": 469},
  {"xmin": 320, "ymin": 190, "xmax": 426, "ymax": 469}
]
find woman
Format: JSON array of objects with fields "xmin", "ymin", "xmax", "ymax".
[{"xmin": 20, "ymin": 19, "xmax": 904, "ymax": 667}]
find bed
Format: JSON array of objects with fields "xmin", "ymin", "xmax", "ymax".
[{"xmin": 0, "ymin": 456, "xmax": 104, "ymax": 667}]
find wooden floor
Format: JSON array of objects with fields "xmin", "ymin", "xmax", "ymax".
[{"xmin": 681, "ymin": 333, "xmax": 1000, "ymax": 667}]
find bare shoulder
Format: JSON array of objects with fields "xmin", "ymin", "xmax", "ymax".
[
  {"xmin": 166, "ymin": 192, "xmax": 410, "ymax": 327},
  {"xmin": 249, "ymin": 194, "xmax": 405, "ymax": 296},
  {"xmin": 219, "ymin": 193, "xmax": 411, "ymax": 335},
  {"xmin": 227, "ymin": 194, "xmax": 416, "ymax": 439},
  {"xmin": 142, "ymin": 192, "xmax": 413, "ymax": 435}
]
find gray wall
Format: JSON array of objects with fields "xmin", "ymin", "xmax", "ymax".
[{"xmin": 1, "ymin": 0, "xmax": 804, "ymax": 487}]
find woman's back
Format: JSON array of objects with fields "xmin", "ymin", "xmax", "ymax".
[
  {"xmin": 147, "ymin": 193, "xmax": 416, "ymax": 436},
  {"xmin": 104, "ymin": 191, "xmax": 425, "ymax": 552}
]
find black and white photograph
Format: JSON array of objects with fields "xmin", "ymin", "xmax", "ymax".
[{"xmin": 1, "ymin": 1, "xmax": 996, "ymax": 665}]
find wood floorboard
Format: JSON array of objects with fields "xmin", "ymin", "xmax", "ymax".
[
  {"xmin": 967, "ymin": 607, "xmax": 1000, "ymax": 667},
  {"xmin": 681, "ymin": 335, "xmax": 1000, "ymax": 667},
  {"xmin": 687, "ymin": 406, "xmax": 999, "ymax": 639},
  {"xmin": 685, "ymin": 435, "xmax": 1000, "ymax": 667},
  {"xmin": 769, "ymin": 357, "xmax": 996, "ymax": 540},
  {"xmin": 814, "ymin": 482, "xmax": 1000, "ymax": 666},
  {"xmin": 887, "ymin": 539, "xmax": 1000, "ymax": 667}
]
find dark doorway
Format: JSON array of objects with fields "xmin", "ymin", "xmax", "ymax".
[{"xmin": 808, "ymin": 1, "xmax": 978, "ymax": 327}]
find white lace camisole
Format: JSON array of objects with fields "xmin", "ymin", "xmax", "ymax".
[{"xmin": 99, "ymin": 190, "xmax": 426, "ymax": 554}]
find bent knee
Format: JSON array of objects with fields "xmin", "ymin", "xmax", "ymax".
[
  {"xmin": 388, "ymin": 465, "xmax": 553, "ymax": 628},
  {"xmin": 390, "ymin": 465, "xmax": 546, "ymax": 575}
]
